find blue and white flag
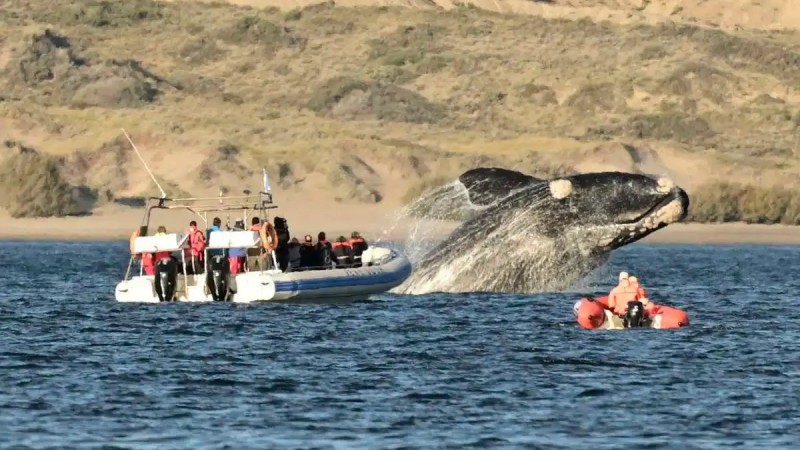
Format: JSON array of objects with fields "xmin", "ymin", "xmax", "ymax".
[{"xmin": 262, "ymin": 167, "xmax": 271, "ymax": 192}]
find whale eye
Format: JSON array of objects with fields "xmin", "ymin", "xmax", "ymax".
[
  {"xmin": 657, "ymin": 177, "xmax": 674, "ymax": 193},
  {"xmin": 549, "ymin": 179, "xmax": 572, "ymax": 199}
]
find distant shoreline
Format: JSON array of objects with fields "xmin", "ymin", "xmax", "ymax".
[{"xmin": 2, "ymin": 208, "xmax": 800, "ymax": 245}]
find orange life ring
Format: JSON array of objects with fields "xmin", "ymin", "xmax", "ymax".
[
  {"xmin": 129, "ymin": 229, "xmax": 139, "ymax": 255},
  {"xmin": 259, "ymin": 222, "xmax": 279, "ymax": 252}
]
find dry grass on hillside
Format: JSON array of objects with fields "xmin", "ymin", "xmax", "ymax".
[
  {"xmin": 0, "ymin": 141, "xmax": 85, "ymax": 218},
  {"xmin": 0, "ymin": 0, "xmax": 799, "ymax": 220}
]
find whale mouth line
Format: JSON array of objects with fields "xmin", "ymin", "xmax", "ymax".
[
  {"xmin": 596, "ymin": 190, "xmax": 688, "ymax": 252},
  {"xmin": 619, "ymin": 190, "xmax": 687, "ymax": 226}
]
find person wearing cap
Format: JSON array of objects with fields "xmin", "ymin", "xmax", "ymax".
[
  {"xmin": 299, "ymin": 234, "xmax": 316, "ymax": 270},
  {"xmin": 608, "ymin": 271, "xmax": 639, "ymax": 316}
]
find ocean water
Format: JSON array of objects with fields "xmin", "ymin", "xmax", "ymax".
[{"xmin": 0, "ymin": 241, "xmax": 798, "ymax": 449}]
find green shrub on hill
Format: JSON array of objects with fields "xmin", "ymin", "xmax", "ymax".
[
  {"xmin": 0, "ymin": 146, "xmax": 81, "ymax": 218},
  {"xmin": 688, "ymin": 182, "xmax": 800, "ymax": 224}
]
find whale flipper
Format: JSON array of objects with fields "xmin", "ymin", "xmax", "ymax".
[{"xmin": 458, "ymin": 167, "xmax": 542, "ymax": 207}]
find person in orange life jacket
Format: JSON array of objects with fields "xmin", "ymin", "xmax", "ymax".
[
  {"xmin": 184, "ymin": 220, "xmax": 207, "ymax": 275},
  {"xmin": 627, "ymin": 275, "xmax": 654, "ymax": 313},
  {"xmin": 608, "ymin": 271, "xmax": 646, "ymax": 316},
  {"xmin": 332, "ymin": 235, "xmax": 354, "ymax": 267},
  {"xmin": 348, "ymin": 231, "xmax": 369, "ymax": 267},
  {"xmin": 315, "ymin": 232, "xmax": 338, "ymax": 269}
]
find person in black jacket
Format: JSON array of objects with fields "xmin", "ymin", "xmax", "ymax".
[
  {"xmin": 273, "ymin": 216, "xmax": 291, "ymax": 272},
  {"xmin": 299, "ymin": 235, "xmax": 317, "ymax": 270},
  {"xmin": 315, "ymin": 231, "xmax": 338, "ymax": 269}
]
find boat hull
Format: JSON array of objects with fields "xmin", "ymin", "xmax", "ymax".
[
  {"xmin": 573, "ymin": 295, "xmax": 689, "ymax": 330},
  {"xmin": 115, "ymin": 251, "xmax": 412, "ymax": 304}
]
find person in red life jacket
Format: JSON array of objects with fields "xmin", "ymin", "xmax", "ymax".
[
  {"xmin": 608, "ymin": 271, "xmax": 646, "ymax": 316},
  {"xmin": 627, "ymin": 275, "xmax": 654, "ymax": 314},
  {"xmin": 153, "ymin": 225, "xmax": 173, "ymax": 264},
  {"xmin": 249, "ymin": 217, "xmax": 261, "ymax": 231},
  {"xmin": 141, "ymin": 252, "xmax": 155, "ymax": 275},
  {"xmin": 184, "ymin": 220, "xmax": 207, "ymax": 275},
  {"xmin": 331, "ymin": 235, "xmax": 354, "ymax": 268},
  {"xmin": 228, "ymin": 220, "xmax": 247, "ymax": 275},
  {"xmin": 315, "ymin": 231, "xmax": 338, "ymax": 269},
  {"xmin": 627, "ymin": 275, "xmax": 648, "ymax": 299},
  {"xmin": 348, "ymin": 231, "xmax": 369, "ymax": 267}
]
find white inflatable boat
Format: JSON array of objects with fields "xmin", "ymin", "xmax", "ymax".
[{"xmin": 114, "ymin": 193, "xmax": 412, "ymax": 304}]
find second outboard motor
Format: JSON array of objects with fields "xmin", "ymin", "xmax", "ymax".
[
  {"xmin": 624, "ymin": 301, "xmax": 646, "ymax": 328},
  {"xmin": 206, "ymin": 255, "xmax": 230, "ymax": 302},
  {"xmin": 154, "ymin": 257, "xmax": 178, "ymax": 302}
]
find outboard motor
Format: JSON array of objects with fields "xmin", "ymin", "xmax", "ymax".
[
  {"xmin": 624, "ymin": 301, "xmax": 646, "ymax": 328},
  {"xmin": 154, "ymin": 257, "xmax": 178, "ymax": 302},
  {"xmin": 206, "ymin": 255, "xmax": 230, "ymax": 302}
]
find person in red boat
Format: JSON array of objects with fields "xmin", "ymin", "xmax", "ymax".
[
  {"xmin": 608, "ymin": 271, "xmax": 647, "ymax": 316},
  {"xmin": 627, "ymin": 275, "xmax": 658, "ymax": 315}
]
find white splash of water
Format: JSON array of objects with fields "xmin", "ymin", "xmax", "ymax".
[
  {"xmin": 375, "ymin": 180, "xmax": 473, "ymax": 264},
  {"xmin": 392, "ymin": 201, "xmax": 608, "ymax": 295},
  {"xmin": 385, "ymin": 180, "xmax": 641, "ymax": 295}
]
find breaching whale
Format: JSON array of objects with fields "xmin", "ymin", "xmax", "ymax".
[{"xmin": 394, "ymin": 168, "xmax": 690, "ymax": 295}]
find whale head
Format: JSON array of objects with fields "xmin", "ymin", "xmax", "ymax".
[{"xmin": 458, "ymin": 168, "xmax": 689, "ymax": 255}]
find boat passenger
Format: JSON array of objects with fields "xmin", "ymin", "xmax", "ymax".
[
  {"xmin": 287, "ymin": 237, "xmax": 302, "ymax": 272},
  {"xmin": 332, "ymin": 235, "xmax": 354, "ymax": 267},
  {"xmin": 247, "ymin": 217, "xmax": 264, "ymax": 271},
  {"xmin": 349, "ymin": 231, "xmax": 369, "ymax": 267},
  {"xmin": 628, "ymin": 275, "xmax": 654, "ymax": 313},
  {"xmin": 141, "ymin": 252, "xmax": 155, "ymax": 276},
  {"xmin": 627, "ymin": 276, "xmax": 648, "ymax": 299},
  {"xmin": 184, "ymin": 220, "xmax": 207, "ymax": 275},
  {"xmin": 228, "ymin": 220, "xmax": 247, "ymax": 275},
  {"xmin": 608, "ymin": 271, "xmax": 645, "ymax": 316},
  {"xmin": 299, "ymin": 235, "xmax": 316, "ymax": 270},
  {"xmin": 207, "ymin": 217, "xmax": 225, "ymax": 258},
  {"xmin": 273, "ymin": 216, "xmax": 291, "ymax": 272},
  {"xmin": 153, "ymin": 225, "xmax": 172, "ymax": 264},
  {"xmin": 315, "ymin": 232, "xmax": 338, "ymax": 269}
]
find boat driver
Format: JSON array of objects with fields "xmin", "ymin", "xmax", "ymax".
[{"xmin": 608, "ymin": 271, "xmax": 644, "ymax": 316}]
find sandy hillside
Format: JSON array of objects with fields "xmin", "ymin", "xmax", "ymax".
[
  {"xmin": 0, "ymin": 0, "xmax": 799, "ymax": 240},
  {"xmin": 175, "ymin": 0, "xmax": 800, "ymax": 31}
]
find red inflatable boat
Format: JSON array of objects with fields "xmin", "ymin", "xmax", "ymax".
[{"xmin": 573, "ymin": 295, "xmax": 689, "ymax": 330}]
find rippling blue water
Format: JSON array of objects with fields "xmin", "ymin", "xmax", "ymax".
[{"xmin": 1, "ymin": 240, "xmax": 798, "ymax": 449}]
